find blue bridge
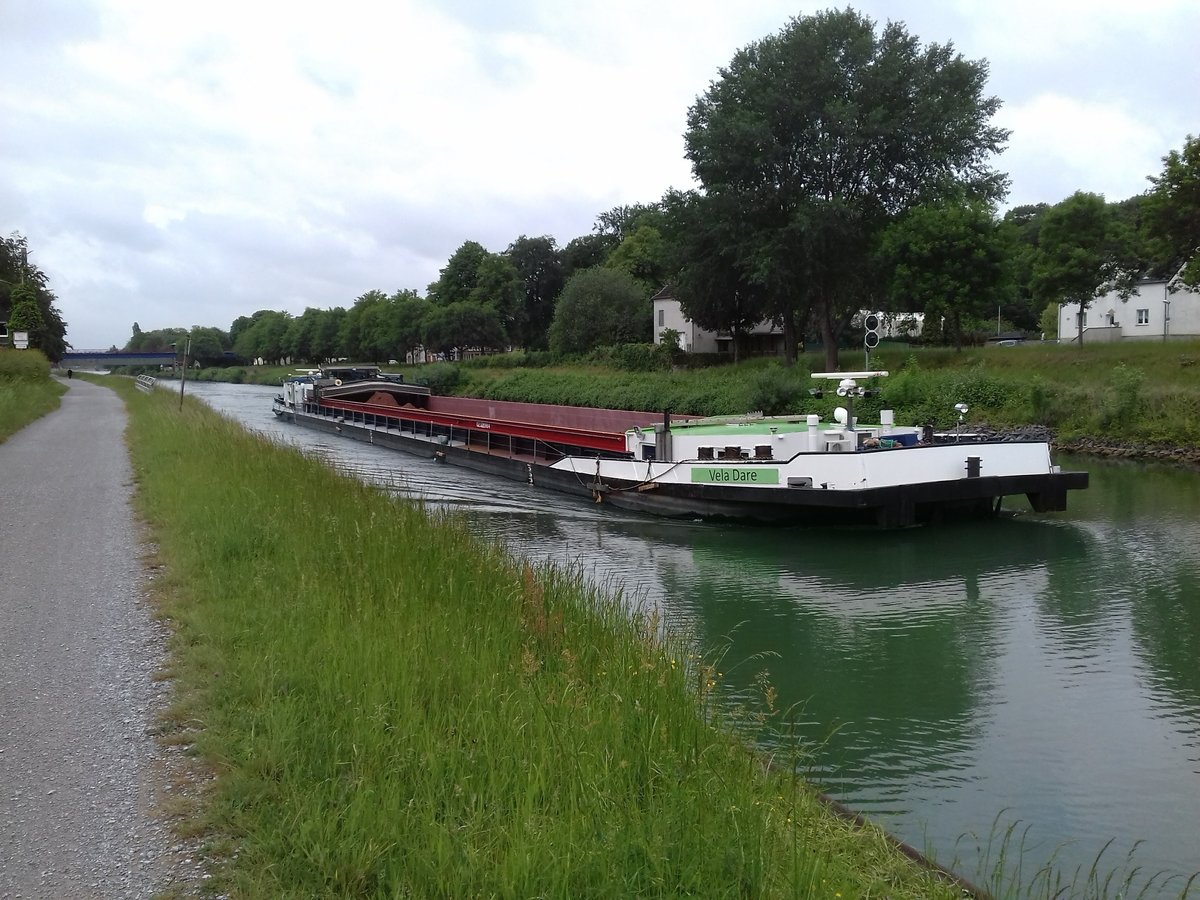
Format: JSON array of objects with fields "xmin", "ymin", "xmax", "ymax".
[{"xmin": 58, "ymin": 350, "xmax": 179, "ymax": 368}]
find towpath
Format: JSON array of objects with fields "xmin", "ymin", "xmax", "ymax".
[{"xmin": 0, "ymin": 378, "xmax": 195, "ymax": 897}]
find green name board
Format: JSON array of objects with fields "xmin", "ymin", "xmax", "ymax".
[{"xmin": 690, "ymin": 466, "xmax": 780, "ymax": 485}]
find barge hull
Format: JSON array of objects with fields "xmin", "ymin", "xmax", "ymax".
[{"xmin": 283, "ymin": 406, "xmax": 1087, "ymax": 528}]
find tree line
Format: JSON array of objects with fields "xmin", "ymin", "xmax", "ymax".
[
  {"xmin": 7, "ymin": 9, "xmax": 1198, "ymax": 367},
  {"xmin": 0, "ymin": 232, "xmax": 68, "ymax": 359}
]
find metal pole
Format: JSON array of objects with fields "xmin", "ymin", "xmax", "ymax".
[{"xmin": 178, "ymin": 338, "xmax": 190, "ymax": 410}]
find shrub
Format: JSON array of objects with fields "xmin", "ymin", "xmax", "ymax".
[
  {"xmin": 415, "ymin": 362, "xmax": 462, "ymax": 394},
  {"xmin": 747, "ymin": 365, "xmax": 807, "ymax": 415}
]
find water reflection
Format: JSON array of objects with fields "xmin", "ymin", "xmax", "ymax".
[{"xmin": 185, "ymin": 381, "xmax": 1200, "ymax": 893}]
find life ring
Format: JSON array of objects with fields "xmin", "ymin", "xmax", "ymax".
[{"xmin": 334, "ymin": 378, "xmax": 342, "ymax": 386}]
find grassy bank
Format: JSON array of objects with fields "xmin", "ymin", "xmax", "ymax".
[
  {"xmin": 0, "ymin": 349, "xmax": 66, "ymax": 443},
  {"xmin": 113, "ymin": 377, "xmax": 966, "ymax": 898},
  {"xmin": 164, "ymin": 339, "xmax": 1200, "ymax": 448}
]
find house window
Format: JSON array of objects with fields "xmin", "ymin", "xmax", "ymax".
[
  {"xmin": 1137, "ymin": 308, "xmax": 1150, "ymax": 326},
  {"xmin": 657, "ymin": 309, "xmax": 664, "ymax": 327}
]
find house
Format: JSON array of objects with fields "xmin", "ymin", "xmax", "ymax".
[
  {"xmin": 1057, "ymin": 277, "xmax": 1200, "ymax": 343},
  {"xmin": 650, "ymin": 286, "xmax": 785, "ymax": 355},
  {"xmin": 650, "ymin": 285, "xmax": 923, "ymax": 355}
]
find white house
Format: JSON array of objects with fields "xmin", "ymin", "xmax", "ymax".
[
  {"xmin": 650, "ymin": 286, "xmax": 786, "ymax": 355},
  {"xmin": 1057, "ymin": 277, "xmax": 1200, "ymax": 343}
]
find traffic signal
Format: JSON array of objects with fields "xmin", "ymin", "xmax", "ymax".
[{"xmin": 864, "ymin": 312, "xmax": 880, "ymax": 349}]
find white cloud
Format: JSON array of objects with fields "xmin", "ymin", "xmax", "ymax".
[
  {"xmin": 2, "ymin": 0, "xmax": 1198, "ymax": 348},
  {"xmin": 998, "ymin": 94, "xmax": 1171, "ymax": 206}
]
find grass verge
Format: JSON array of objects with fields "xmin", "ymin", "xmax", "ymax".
[
  {"xmin": 111, "ymin": 376, "xmax": 966, "ymax": 898},
  {"xmin": 0, "ymin": 349, "xmax": 66, "ymax": 443}
]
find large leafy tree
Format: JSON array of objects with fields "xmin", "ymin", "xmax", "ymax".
[
  {"xmin": 1003, "ymin": 203, "xmax": 1052, "ymax": 331},
  {"xmin": 421, "ymin": 302, "xmax": 506, "ymax": 358},
  {"xmin": 547, "ymin": 268, "xmax": 649, "ymax": 355},
  {"xmin": 561, "ymin": 233, "xmax": 616, "ymax": 281},
  {"xmin": 605, "ymin": 224, "xmax": 670, "ymax": 297},
  {"xmin": 187, "ymin": 326, "xmax": 230, "ymax": 366},
  {"xmin": 1, "ymin": 232, "xmax": 68, "ymax": 359},
  {"xmin": 684, "ymin": 9, "xmax": 1008, "ymax": 368},
  {"xmin": 505, "ymin": 235, "xmax": 563, "ymax": 350},
  {"xmin": 661, "ymin": 189, "xmax": 768, "ymax": 360},
  {"xmin": 468, "ymin": 254, "xmax": 523, "ymax": 345},
  {"xmin": 231, "ymin": 310, "xmax": 292, "ymax": 364},
  {"xmin": 1144, "ymin": 134, "xmax": 1200, "ymax": 287},
  {"xmin": 339, "ymin": 290, "xmax": 390, "ymax": 361},
  {"xmin": 123, "ymin": 324, "xmax": 186, "ymax": 352},
  {"xmin": 1031, "ymin": 192, "xmax": 1130, "ymax": 345},
  {"xmin": 427, "ymin": 241, "xmax": 489, "ymax": 305},
  {"xmin": 880, "ymin": 199, "xmax": 1013, "ymax": 349}
]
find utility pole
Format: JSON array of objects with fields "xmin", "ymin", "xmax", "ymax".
[{"xmin": 178, "ymin": 338, "xmax": 191, "ymax": 410}]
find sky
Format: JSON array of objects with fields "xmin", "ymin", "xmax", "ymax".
[{"xmin": 2, "ymin": 0, "xmax": 1197, "ymax": 351}]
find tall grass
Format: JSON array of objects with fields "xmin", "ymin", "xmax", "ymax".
[
  {"xmin": 952, "ymin": 814, "xmax": 1198, "ymax": 899},
  {"xmin": 114, "ymin": 377, "xmax": 968, "ymax": 898},
  {"xmin": 164, "ymin": 340, "xmax": 1200, "ymax": 447},
  {"xmin": 0, "ymin": 348, "xmax": 66, "ymax": 443}
]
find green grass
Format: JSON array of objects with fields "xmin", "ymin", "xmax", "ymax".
[
  {"xmin": 0, "ymin": 348, "xmax": 66, "ymax": 443},
  {"xmin": 110, "ymin": 376, "xmax": 968, "ymax": 899},
  {"xmin": 166, "ymin": 340, "xmax": 1200, "ymax": 448}
]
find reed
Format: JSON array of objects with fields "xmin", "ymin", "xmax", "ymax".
[
  {"xmin": 111, "ymin": 376, "xmax": 966, "ymax": 898},
  {"xmin": 0, "ymin": 348, "xmax": 65, "ymax": 443}
]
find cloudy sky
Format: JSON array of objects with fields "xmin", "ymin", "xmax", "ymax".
[{"xmin": 3, "ymin": 0, "xmax": 1197, "ymax": 350}]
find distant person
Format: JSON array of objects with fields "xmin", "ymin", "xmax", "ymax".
[{"xmin": 67, "ymin": 369, "xmax": 73, "ymax": 379}]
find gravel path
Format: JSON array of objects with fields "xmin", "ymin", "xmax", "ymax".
[{"xmin": 1, "ymin": 379, "xmax": 194, "ymax": 898}]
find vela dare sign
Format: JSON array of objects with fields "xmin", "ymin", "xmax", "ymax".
[{"xmin": 690, "ymin": 467, "xmax": 779, "ymax": 485}]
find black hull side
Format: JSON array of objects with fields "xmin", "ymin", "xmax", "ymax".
[{"xmin": 280, "ymin": 408, "xmax": 1088, "ymax": 528}]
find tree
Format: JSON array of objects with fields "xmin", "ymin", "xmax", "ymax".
[
  {"xmin": 684, "ymin": 9, "xmax": 1008, "ymax": 368},
  {"xmin": 505, "ymin": 235, "xmax": 564, "ymax": 350},
  {"xmin": 232, "ymin": 310, "xmax": 291, "ymax": 364},
  {"xmin": 547, "ymin": 268, "xmax": 649, "ymax": 355},
  {"xmin": 1144, "ymin": 134, "xmax": 1200, "ymax": 287},
  {"xmin": 421, "ymin": 302, "xmax": 506, "ymax": 358},
  {"xmin": 606, "ymin": 224, "xmax": 670, "ymax": 297},
  {"xmin": 561, "ymin": 233, "xmax": 615, "ymax": 281},
  {"xmin": 284, "ymin": 308, "xmax": 322, "ymax": 363},
  {"xmin": 187, "ymin": 326, "xmax": 230, "ymax": 366},
  {"xmin": 428, "ymin": 241, "xmax": 489, "ymax": 305},
  {"xmin": 7, "ymin": 283, "xmax": 46, "ymax": 343},
  {"xmin": 1031, "ymin": 192, "xmax": 1130, "ymax": 345},
  {"xmin": 661, "ymin": 189, "xmax": 768, "ymax": 361},
  {"xmin": 594, "ymin": 203, "xmax": 666, "ymax": 244},
  {"xmin": 1002, "ymin": 203, "xmax": 1052, "ymax": 331},
  {"xmin": 879, "ymin": 199, "xmax": 1013, "ymax": 350},
  {"xmin": 468, "ymin": 254, "xmax": 523, "ymax": 345},
  {"xmin": 392, "ymin": 292, "xmax": 431, "ymax": 363},
  {"xmin": 313, "ymin": 308, "xmax": 347, "ymax": 362},
  {"xmin": 1, "ymin": 232, "xmax": 68, "ymax": 359},
  {"xmin": 339, "ymin": 290, "xmax": 390, "ymax": 361}
]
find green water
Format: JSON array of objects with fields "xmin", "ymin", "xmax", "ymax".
[{"xmin": 198, "ymin": 381, "xmax": 1200, "ymax": 896}]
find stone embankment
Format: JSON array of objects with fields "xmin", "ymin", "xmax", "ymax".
[{"xmin": 967, "ymin": 423, "xmax": 1200, "ymax": 468}]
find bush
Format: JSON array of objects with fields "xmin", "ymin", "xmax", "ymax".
[
  {"xmin": 586, "ymin": 343, "xmax": 672, "ymax": 372},
  {"xmin": 415, "ymin": 362, "xmax": 462, "ymax": 394},
  {"xmin": 746, "ymin": 365, "xmax": 807, "ymax": 415},
  {"xmin": 0, "ymin": 348, "xmax": 51, "ymax": 380}
]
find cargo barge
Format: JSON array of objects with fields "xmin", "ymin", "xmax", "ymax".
[{"xmin": 272, "ymin": 366, "xmax": 1088, "ymax": 527}]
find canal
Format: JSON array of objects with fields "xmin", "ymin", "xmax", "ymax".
[{"xmin": 187, "ymin": 380, "xmax": 1200, "ymax": 895}]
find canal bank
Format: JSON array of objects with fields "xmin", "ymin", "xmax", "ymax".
[
  {"xmin": 0, "ymin": 378, "xmax": 199, "ymax": 897},
  {"xmin": 110, "ymin": 376, "xmax": 976, "ymax": 898},
  {"xmin": 183, "ymin": 379, "xmax": 1200, "ymax": 898}
]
